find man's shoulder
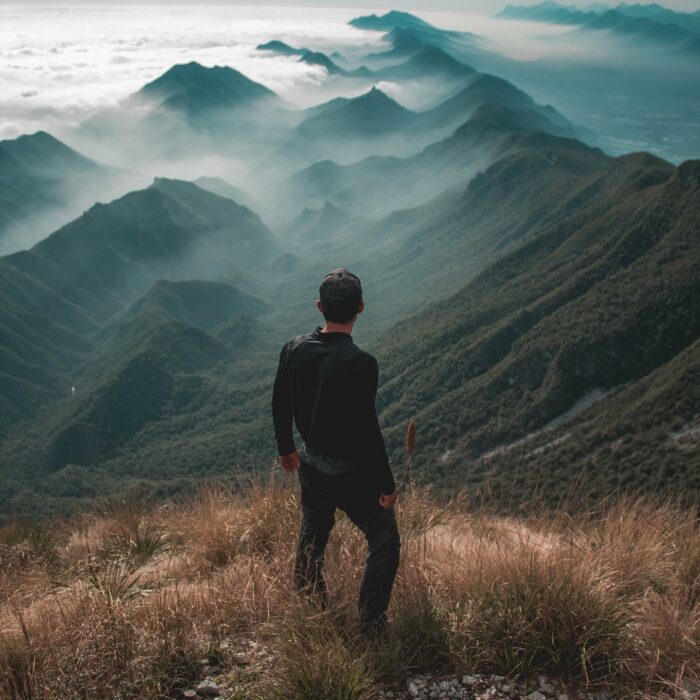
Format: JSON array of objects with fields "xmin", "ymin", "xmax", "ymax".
[
  {"xmin": 280, "ymin": 332, "xmax": 313, "ymax": 358},
  {"xmin": 348, "ymin": 343, "xmax": 377, "ymax": 369}
]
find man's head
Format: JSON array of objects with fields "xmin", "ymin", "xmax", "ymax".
[{"xmin": 317, "ymin": 268, "xmax": 364, "ymax": 325}]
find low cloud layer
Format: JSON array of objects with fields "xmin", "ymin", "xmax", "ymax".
[{"xmin": 0, "ymin": 4, "xmax": 591, "ymax": 141}]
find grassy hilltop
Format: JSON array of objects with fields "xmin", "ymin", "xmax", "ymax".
[{"xmin": 0, "ymin": 476, "xmax": 698, "ymax": 699}]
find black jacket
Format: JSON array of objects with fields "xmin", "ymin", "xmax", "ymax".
[{"xmin": 272, "ymin": 325, "xmax": 396, "ymax": 494}]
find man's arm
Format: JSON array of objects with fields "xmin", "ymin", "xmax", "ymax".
[
  {"xmin": 365, "ymin": 356, "xmax": 397, "ymax": 497},
  {"xmin": 272, "ymin": 341, "xmax": 297, "ymax": 460}
]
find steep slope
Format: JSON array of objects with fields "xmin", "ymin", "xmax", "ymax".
[
  {"xmin": 0, "ymin": 131, "xmax": 127, "ymax": 254},
  {"xmin": 0, "ymin": 178, "xmax": 281, "ymax": 433},
  {"xmin": 474, "ymin": 334, "xmax": 700, "ymax": 506},
  {"xmin": 120, "ymin": 279, "xmax": 271, "ymax": 333},
  {"xmin": 194, "ymin": 176, "xmax": 259, "ymax": 214},
  {"xmin": 45, "ymin": 316, "xmax": 229, "ymax": 471},
  {"xmin": 369, "ymin": 156, "xmax": 698, "ymax": 504}
]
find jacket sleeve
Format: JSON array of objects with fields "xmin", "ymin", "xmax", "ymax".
[
  {"xmin": 272, "ymin": 340, "xmax": 296, "ymax": 456},
  {"xmin": 365, "ymin": 356, "xmax": 396, "ymax": 494}
]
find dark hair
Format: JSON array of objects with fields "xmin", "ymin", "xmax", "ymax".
[{"xmin": 319, "ymin": 268, "xmax": 363, "ymax": 323}]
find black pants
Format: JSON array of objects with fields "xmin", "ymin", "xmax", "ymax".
[{"xmin": 294, "ymin": 461, "xmax": 401, "ymax": 627}]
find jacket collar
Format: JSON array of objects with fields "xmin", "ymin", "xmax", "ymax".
[{"xmin": 313, "ymin": 325, "xmax": 352, "ymax": 340}]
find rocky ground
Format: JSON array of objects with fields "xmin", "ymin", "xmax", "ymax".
[{"xmin": 175, "ymin": 639, "xmax": 619, "ymax": 700}]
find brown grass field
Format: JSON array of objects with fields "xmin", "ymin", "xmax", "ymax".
[{"xmin": 0, "ymin": 473, "xmax": 698, "ymax": 699}]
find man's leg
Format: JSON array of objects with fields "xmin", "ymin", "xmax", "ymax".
[
  {"xmin": 294, "ymin": 503, "xmax": 335, "ymax": 602},
  {"xmin": 340, "ymin": 473, "xmax": 401, "ymax": 629},
  {"xmin": 294, "ymin": 464, "xmax": 336, "ymax": 603},
  {"xmin": 354, "ymin": 507, "xmax": 401, "ymax": 629}
]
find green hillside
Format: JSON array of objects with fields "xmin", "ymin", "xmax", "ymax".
[
  {"xmin": 370, "ymin": 157, "xmax": 699, "ymax": 504},
  {"xmin": 0, "ymin": 178, "xmax": 281, "ymax": 435}
]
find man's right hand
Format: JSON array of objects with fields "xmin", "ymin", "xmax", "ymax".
[
  {"xmin": 379, "ymin": 489, "xmax": 398, "ymax": 510},
  {"xmin": 279, "ymin": 449, "xmax": 301, "ymax": 473}
]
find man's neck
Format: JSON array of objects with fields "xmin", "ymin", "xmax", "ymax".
[{"xmin": 321, "ymin": 322, "xmax": 353, "ymax": 335}]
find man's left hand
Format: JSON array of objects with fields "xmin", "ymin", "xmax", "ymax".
[{"xmin": 279, "ymin": 449, "xmax": 301, "ymax": 473}]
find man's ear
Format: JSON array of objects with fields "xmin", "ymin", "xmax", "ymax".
[
  {"xmin": 316, "ymin": 299, "xmax": 324, "ymax": 314},
  {"xmin": 357, "ymin": 302, "xmax": 365, "ymax": 315}
]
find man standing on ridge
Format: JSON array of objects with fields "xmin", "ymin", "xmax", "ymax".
[{"xmin": 271, "ymin": 267, "xmax": 400, "ymax": 634}]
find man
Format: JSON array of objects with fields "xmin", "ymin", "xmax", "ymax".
[{"xmin": 271, "ymin": 267, "xmax": 400, "ymax": 633}]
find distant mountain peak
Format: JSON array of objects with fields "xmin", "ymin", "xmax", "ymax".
[
  {"xmin": 256, "ymin": 40, "xmax": 305, "ymax": 56},
  {"xmin": 349, "ymin": 10, "xmax": 433, "ymax": 32},
  {"xmin": 349, "ymin": 86, "xmax": 411, "ymax": 115},
  {"xmin": 385, "ymin": 44, "xmax": 476, "ymax": 78},
  {"xmin": 137, "ymin": 61, "xmax": 277, "ymax": 112}
]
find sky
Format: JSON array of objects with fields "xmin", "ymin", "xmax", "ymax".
[{"xmin": 0, "ymin": 0, "xmax": 699, "ymax": 11}]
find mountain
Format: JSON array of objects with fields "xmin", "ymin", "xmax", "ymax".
[
  {"xmin": 424, "ymin": 74, "xmax": 575, "ymax": 136},
  {"xmin": 256, "ymin": 40, "xmax": 306, "ymax": 56},
  {"xmin": 270, "ymin": 87, "xmax": 418, "ymax": 169},
  {"xmin": 380, "ymin": 45, "xmax": 477, "ymax": 80},
  {"xmin": 614, "ymin": 3, "xmax": 700, "ymax": 34},
  {"xmin": 44, "ymin": 315, "xmax": 230, "ymax": 471},
  {"xmin": 497, "ymin": 2, "xmax": 596, "ymax": 24},
  {"xmin": 0, "ymin": 131, "xmax": 128, "ymax": 255},
  {"xmin": 366, "ymin": 27, "xmax": 444, "ymax": 62},
  {"xmin": 121, "ymin": 279, "xmax": 271, "ymax": 334},
  {"xmin": 194, "ymin": 176, "xmax": 259, "ymax": 213},
  {"xmin": 137, "ymin": 61, "xmax": 278, "ymax": 116},
  {"xmin": 257, "ymin": 41, "xmax": 372, "ymax": 78},
  {"xmin": 368, "ymin": 154, "xmax": 699, "ymax": 505},
  {"xmin": 355, "ymin": 15, "xmax": 483, "ymax": 65},
  {"xmin": 498, "ymin": 3, "xmax": 698, "ymax": 51},
  {"xmin": 0, "ymin": 178, "xmax": 281, "ymax": 433},
  {"xmin": 284, "ymin": 80, "xmax": 577, "ymax": 221},
  {"xmin": 284, "ymin": 201, "xmax": 356, "ymax": 243},
  {"xmin": 349, "ymin": 10, "xmax": 436, "ymax": 32},
  {"xmin": 585, "ymin": 9, "xmax": 694, "ymax": 42}
]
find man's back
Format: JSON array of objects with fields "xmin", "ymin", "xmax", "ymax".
[{"xmin": 272, "ymin": 324, "xmax": 395, "ymax": 494}]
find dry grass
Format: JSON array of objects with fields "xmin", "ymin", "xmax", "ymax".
[{"xmin": 0, "ymin": 473, "xmax": 698, "ymax": 699}]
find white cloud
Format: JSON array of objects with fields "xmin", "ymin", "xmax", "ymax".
[{"xmin": 0, "ymin": 4, "xmax": 391, "ymax": 138}]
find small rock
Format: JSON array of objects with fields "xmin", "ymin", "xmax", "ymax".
[
  {"xmin": 183, "ymin": 692, "xmax": 197, "ymax": 700},
  {"xmin": 527, "ymin": 692, "xmax": 547, "ymax": 700},
  {"xmin": 463, "ymin": 675, "xmax": 479, "ymax": 685},
  {"xmin": 195, "ymin": 679, "xmax": 221, "ymax": 698},
  {"xmin": 540, "ymin": 682, "xmax": 556, "ymax": 695},
  {"xmin": 408, "ymin": 681, "xmax": 420, "ymax": 698}
]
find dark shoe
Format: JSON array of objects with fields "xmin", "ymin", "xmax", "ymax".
[{"xmin": 359, "ymin": 616, "xmax": 389, "ymax": 643}]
